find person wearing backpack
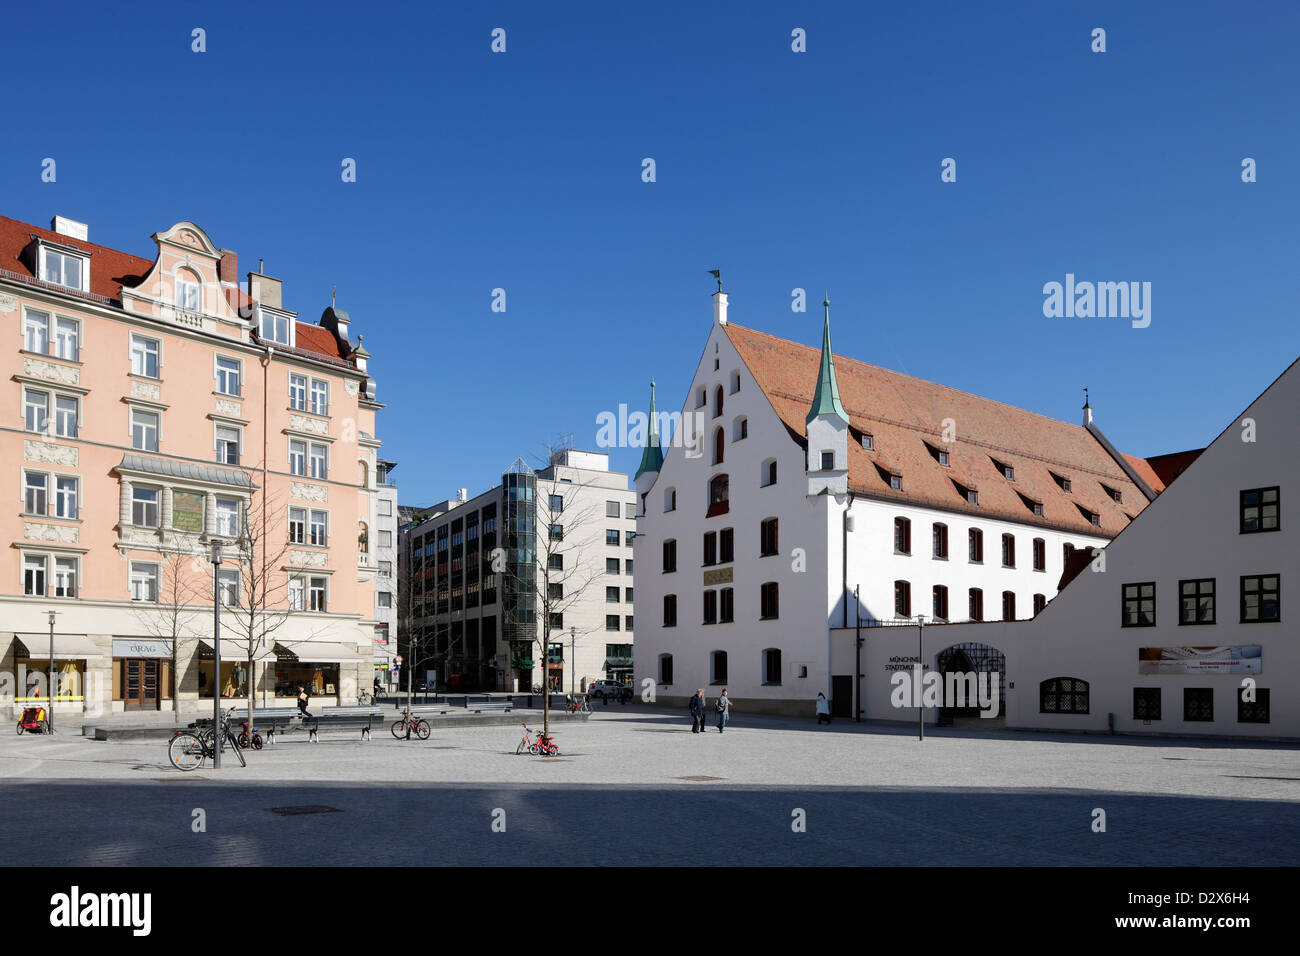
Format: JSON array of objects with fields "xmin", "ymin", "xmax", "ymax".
[{"xmin": 715, "ymin": 688, "xmax": 732, "ymax": 733}]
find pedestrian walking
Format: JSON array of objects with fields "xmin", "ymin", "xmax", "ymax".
[
  {"xmin": 297, "ymin": 684, "xmax": 313, "ymax": 720},
  {"xmin": 689, "ymin": 688, "xmax": 706, "ymax": 733},
  {"xmin": 715, "ymin": 688, "xmax": 731, "ymax": 732},
  {"xmin": 816, "ymin": 691, "xmax": 831, "ymax": 725}
]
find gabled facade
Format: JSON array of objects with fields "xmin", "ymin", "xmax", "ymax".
[{"xmin": 634, "ymin": 289, "xmax": 1162, "ymax": 715}]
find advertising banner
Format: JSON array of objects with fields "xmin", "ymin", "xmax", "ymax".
[{"xmin": 1138, "ymin": 646, "xmax": 1261, "ymax": 675}]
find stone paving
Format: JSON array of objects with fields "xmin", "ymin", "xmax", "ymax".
[{"xmin": 3, "ymin": 704, "xmax": 1298, "ymax": 866}]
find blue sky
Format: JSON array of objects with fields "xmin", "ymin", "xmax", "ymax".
[{"xmin": 3, "ymin": 1, "xmax": 1296, "ymax": 506}]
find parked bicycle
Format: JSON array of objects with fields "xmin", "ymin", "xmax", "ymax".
[
  {"xmin": 236, "ymin": 719, "xmax": 264, "ymax": 750},
  {"xmin": 564, "ymin": 694, "xmax": 592, "ymax": 715},
  {"xmin": 169, "ymin": 708, "xmax": 246, "ymax": 771},
  {"xmin": 391, "ymin": 710, "xmax": 431, "ymax": 740},
  {"xmin": 516, "ymin": 723, "xmax": 558, "ymax": 755},
  {"xmin": 357, "ymin": 689, "xmax": 374, "ymax": 706}
]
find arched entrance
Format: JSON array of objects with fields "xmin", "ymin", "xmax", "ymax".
[{"xmin": 935, "ymin": 642, "xmax": 1006, "ymax": 728}]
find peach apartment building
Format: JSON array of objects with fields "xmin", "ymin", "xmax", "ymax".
[{"xmin": 0, "ymin": 213, "xmax": 386, "ymax": 719}]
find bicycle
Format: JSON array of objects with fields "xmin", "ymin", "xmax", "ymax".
[
  {"xmin": 565, "ymin": 694, "xmax": 592, "ymax": 715},
  {"xmin": 390, "ymin": 710, "xmax": 430, "ymax": 740},
  {"xmin": 169, "ymin": 708, "xmax": 246, "ymax": 771},
  {"xmin": 516, "ymin": 723, "xmax": 558, "ymax": 755},
  {"xmin": 357, "ymin": 689, "xmax": 374, "ymax": 706}
]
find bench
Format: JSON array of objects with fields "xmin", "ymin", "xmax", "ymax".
[
  {"xmin": 227, "ymin": 706, "xmax": 386, "ymax": 743},
  {"xmin": 465, "ymin": 697, "xmax": 513, "ymax": 714}
]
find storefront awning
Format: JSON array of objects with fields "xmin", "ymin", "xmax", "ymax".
[
  {"xmin": 275, "ymin": 641, "xmax": 364, "ymax": 663},
  {"xmin": 198, "ymin": 640, "xmax": 277, "ymax": 662},
  {"xmin": 15, "ymin": 633, "xmax": 105, "ymax": 659}
]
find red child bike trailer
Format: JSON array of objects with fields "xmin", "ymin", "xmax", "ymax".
[{"xmin": 16, "ymin": 706, "xmax": 50, "ymax": 734}]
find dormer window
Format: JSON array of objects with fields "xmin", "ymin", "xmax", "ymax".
[
  {"xmin": 953, "ymin": 480, "xmax": 978, "ymax": 505},
  {"xmin": 889, "ymin": 474, "xmax": 902, "ymax": 491},
  {"xmin": 1019, "ymin": 493, "xmax": 1044, "ymax": 517},
  {"xmin": 38, "ymin": 245, "xmax": 88, "ymax": 291},
  {"xmin": 1076, "ymin": 504, "xmax": 1101, "ymax": 527},
  {"xmin": 1102, "ymin": 483, "xmax": 1123, "ymax": 504},
  {"xmin": 993, "ymin": 458, "xmax": 1015, "ymax": 482},
  {"xmin": 1051, "ymin": 472, "xmax": 1072, "ymax": 493},
  {"xmin": 260, "ymin": 307, "xmax": 293, "ymax": 346},
  {"xmin": 861, "ymin": 433, "xmax": 874, "ymax": 450},
  {"xmin": 925, "ymin": 442, "xmax": 949, "ymax": 466}
]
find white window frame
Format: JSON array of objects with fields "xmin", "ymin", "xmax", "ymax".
[
  {"xmin": 131, "ymin": 407, "xmax": 160, "ymax": 452},
  {"xmin": 259, "ymin": 307, "xmax": 292, "ymax": 346},
  {"xmin": 289, "ymin": 373, "xmax": 308, "ymax": 411},
  {"xmin": 217, "ymin": 568, "xmax": 241, "ymax": 606},
  {"xmin": 377, "ymin": 591, "xmax": 392, "ymax": 608},
  {"xmin": 214, "ymin": 355, "xmax": 242, "ymax": 397},
  {"xmin": 215, "ymin": 424, "xmax": 241, "ymax": 465},
  {"xmin": 214, "ymin": 497, "xmax": 241, "ymax": 538},
  {"xmin": 289, "ymin": 439, "xmax": 306, "ymax": 476},
  {"xmin": 288, "ymin": 576, "xmax": 305, "ymax": 611},
  {"xmin": 309, "ymin": 379, "xmax": 329, "ymax": 416},
  {"xmin": 308, "ymin": 442, "xmax": 328, "ymax": 479},
  {"xmin": 130, "ymin": 562, "xmax": 159, "ymax": 603},
  {"xmin": 175, "ymin": 274, "xmax": 202, "ymax": 312},
  {"xmin": 23, "ymin": 309, "xmax": 49, "ymax": 354},
  {"xmin": 53, "ymin": 556, "xmax": 77, "ymax": 598},
  {"xmin": 53, "ymin": 317, "xmax": 79, "ymax": 361},
  {"xmin": 39, "ymin": 246, "xmax": 88, "ymax": 291},
  {"xmin": 308, "ymin": 576, "xmax": 328, "ymax": 612},
  {"xmin": 132, "ymin": 486, "xmax": 160, "ymax": 528},
  {"xmin": 378, "ymin": 499, "xmax": 392, "ymax": 517},
  {"xmin": 378, "ymin": 530, "xmax": 393, "ymax": 548},
  {"xmin": 23, "ymin": 553, "xmax": 47, "ymax": 596},
  {"xmin": 54, "ymin": 474, "xmax": 79, "ymax": 519},
  {"xmin": 130, "ymin": 334, "xmax": 160, "ymax": 378},
  {"xmin": 288, "ymin": 507, "xmax": 306, "ymax": 544},
  {"xmin": 54, "ymin": 394, "xmax": 78, "ymax": 438},
  {"xmin": 23, "ymin": 471, "xmax": 48, "ymax": 516},
  {"xmin": 23, "ymin": 388, "xmax": 49, "ymax": 434},
  {"xmin": 309, "ymin": 510, "xmax": 328, "ymax": 547}
]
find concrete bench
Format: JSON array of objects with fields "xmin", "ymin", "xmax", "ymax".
[
  {"xmin": 229, "ymin": 706, "xmax": 385, "ymax": 743},
  {"xmin": 466, "ymin": 698, "xmax": 513, "ymax": 714}
]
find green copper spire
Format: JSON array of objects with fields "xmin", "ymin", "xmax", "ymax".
[
  {"xmin": 806, "ymin": 295, "xmax": 849, "ymax": 426},
  {"xmin": 635, "ymin": 379, "xmax": 665, "ymax": 479}
]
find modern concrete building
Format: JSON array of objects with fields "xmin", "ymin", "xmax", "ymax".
[
  {"xmin": 844, "ymin": 356, "xmax": 1297, "ymax": 738},
  {"xmin": 634, "ymin": 289, "xmax": 1168, "ymax": 716},
  {"xmin": 400, "ymin": 448, "xmax": 636, "ymax": 693},
  {"xmin": 0, "ymin": 212, "xmax": 385, "ymax": 719}
]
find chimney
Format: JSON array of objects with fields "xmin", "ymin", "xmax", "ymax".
[
  {"xmin": 713, "ymin": 290, "xmax": 728, "ymax": 326},
  {"xmin": 248, "ymin": 268, "xmax": 282, "ymax": 309},
  {"xmin": 218, "ymin": 249, "xmax": 239, "ymax": 285},
  {"xmin": 51, "ymin": 216, "xmax": 88, "ymax": 241}
]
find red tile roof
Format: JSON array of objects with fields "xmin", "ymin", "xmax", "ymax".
[
  {"xmin": 0, "ymin": 215, "xmax": 152, "ymax": 302},
  {"xmin": 0, "ymin": 214, "xmax": 352, "ymax": 367},
  {"xmin": 1143, "ymin": 449, "xmax": 1204, "ymax": 488},
  {"xmin": 724, "ymin": 322, "xmax": 1156, "ymax": 538}
]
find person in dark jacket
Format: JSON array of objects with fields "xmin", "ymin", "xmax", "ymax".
[
  {"xmin": 297, "ymin": 684, "xmax": 313, "ymax": 720},
  {"xmin": 689, "ymin": 689, "xmax": 706, "ymax": 733}
]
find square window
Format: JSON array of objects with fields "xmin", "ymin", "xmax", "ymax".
[
  {"xmin": 1238, "ymin": 687, "xmax": 1270, "ymax": 724},
  {"xmin": 130, "ymin": 562, "xmax": 159, "ymax": 602},
  {"xmin": 1240, "ymin": 487, "xmax": 1280, "ymax": 534},
  {"xmin": 1183, "ymin": 688, "xmax": 1213, "ymax": 722},
  {"xmin": 1179, "ymin": 578, "xmax": 1216, "ymax": 625},
  {"xmin": 132, "ymin": 487, "xmax": 160, "ymax": 528},
  {"xmin": 1241, "ymin": 574, "xmax": 1280, "ymax": 623},
  {"xmin": 1122, "ymin": 582, "xmax": 1156, "ymax": 627}
]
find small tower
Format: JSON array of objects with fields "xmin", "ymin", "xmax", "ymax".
[
  {"xmin": 634, "ymin": 380, "xmax": 665, "ymax": 515},
  {"xmin": 806, "ymin": 296, "xmax": 850, "ymax": 497}
]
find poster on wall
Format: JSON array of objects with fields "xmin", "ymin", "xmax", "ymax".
[{"xmin": 1138, "ymin": 646, "xmax": 1261, "ymax": 675}]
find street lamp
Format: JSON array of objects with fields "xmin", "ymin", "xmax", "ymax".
[
  {"xmin": 570, "ymin": 626, "xmax": 576, "ymax": 696},
  {"xmin": 916, "ymin": 614, "xmax": 926, "ymax": 742},
  {"xmin": 212, "ymin": 539, "xmax": 223, "ymax": 769},
  {"xmin": 47, "ymin": 610, "xmax": 55, "ymax": 735}
]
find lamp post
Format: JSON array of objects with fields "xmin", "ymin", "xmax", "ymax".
[
  {"xmin": 47, "ymin": 610, "xmax": 56, "ymax": 735},
  {"xmin": 917, "ymin": 614, "xmax": 926, "ymax": 742},
  {"xmin": 569, "ymin": 626, "xmax": 576, "ymax": 696},
  {"xmin": 212, "ymin": 539, "xmax": 223, "ymax": 769},
  {"xmin": 853, "ymin": 586, "xmax": 862, "ymax": 723}
]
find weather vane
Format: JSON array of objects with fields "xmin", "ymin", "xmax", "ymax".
[{"xmin": 708, "ymin": 269, "xmax": 722, "ymax": 293}]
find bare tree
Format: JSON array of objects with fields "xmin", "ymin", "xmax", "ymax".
[
  {"xmin": 130, "ymin": 550, "xmax": 205, "ymax": 723},
  {"xmin": 215, "ymin": 491, "xmax": 305, "ymax": 729},
  {"xmin": 500, "ymin": 447, "xmax": 602, "ymax": 736}
]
